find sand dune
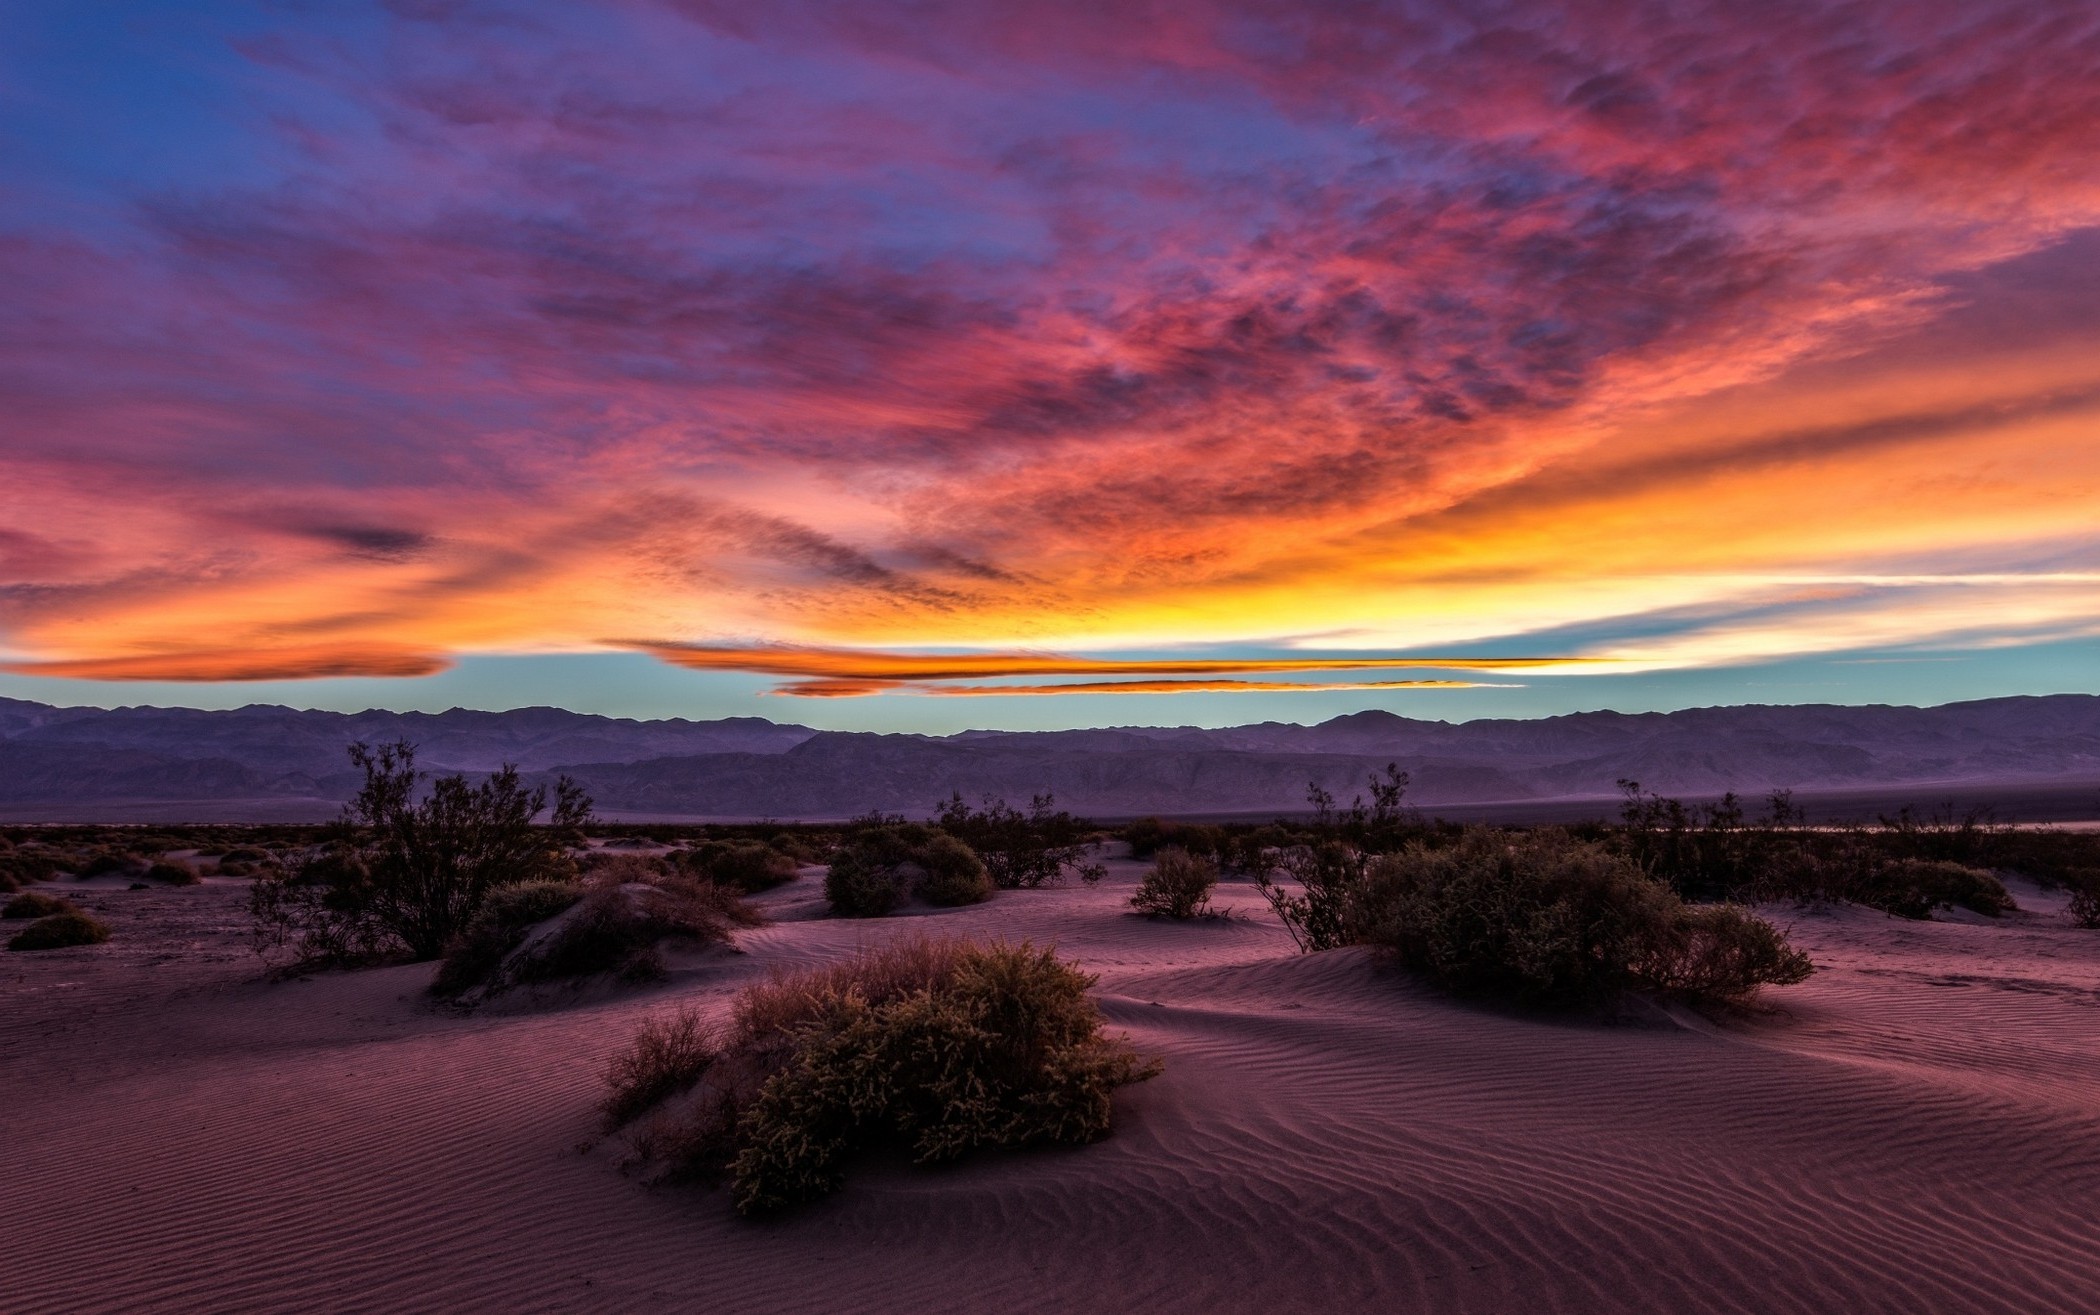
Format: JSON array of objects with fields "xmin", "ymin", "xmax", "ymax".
[{"xmin": 6, "ymin": 864, "xmax": 2099, "ymax": 1313}]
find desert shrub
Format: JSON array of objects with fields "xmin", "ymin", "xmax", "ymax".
[
  {"xmin": 823, "ymin": 825, "xmax": 989, "ymax": 915},
  {"xmin": 767, "ymin": 832, "xmax": 821, "ymax": 864},
  {"xmin": 914, "ymin": 834, "xmax": 992, "ymax": 906},
  {"xmin": 430, "ymin": 878, "xmax": 585, "ymax": 997},
  {"xmin": 80, "ymin": 850, "xmax": 149, "ymax": 879},
  {"xmin": 1856, "ymin": 859, "xmax": 2014, "ymax": 920},
  {"xmin": 249, "ymin": 740, "xmax": 593, "ymax": 967},
  {"xmin": 219, "ymin": 846, "xmax": 270, "ymax": 864},
  {"xmin": 934, "ymin": 792, "xmax": 1103, "ymax": 888},
  {"xmin": 2069, "ymin": 883, "xmax": 2100, "ymax": 929},
  {"xmin": 0, "ymin": 850, "xmax": 61, "ymax": 888},
  {"xmin": 4, "ymin": 890, "xmax": 73, "ymax": 920},
  {"xmin": 513, "ymin": 876, "xmax": 759, "ymax": 988},
  {"xmin": 600, "ymin": 1005, "xmax": 719, "ymax": 1132},
  {"xmin": 681, "ymin": 840, "xmax": 799, "ymax": 893},
  {"xmin": 1353, "ymin": 829, "xmax": 1810, "ymax": 1007},
  {"xmin": 608, "ymin": 937, "xmax": 1157, "ymax": 1214},
  {"xmin": 1637, "ymin": 904, "xmax": 1815, "ymax": 1000},
  {"xmin": 1252, "ymin": 841, "xmax": 1365, "ymax": 952},
  {"xmin": 144, "ymin": 861, "xmax": 202, "ymax": 887},
  {"xmin": 8, "ymin": 910, "xmax": 111, "ymax": 951},
  {"xmin": 1131, "ymin": 848, "xmax": 1218, "ymax": 919}
]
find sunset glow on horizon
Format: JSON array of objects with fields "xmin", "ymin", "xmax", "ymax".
[{"xmin": 4, "ymin": 1, "xmax": 2098, "ymax": 723}]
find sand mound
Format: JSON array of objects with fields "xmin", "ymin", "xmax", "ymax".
[{"xmin": 5, "ymin": 859, "xmax": 2099, "ymax": 1313}]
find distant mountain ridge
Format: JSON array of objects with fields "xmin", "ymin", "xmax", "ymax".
[{"xmin": 0, "ymin": 694, "xmax": 2097, "ymax": 821}]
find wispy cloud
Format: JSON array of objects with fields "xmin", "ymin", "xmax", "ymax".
[{"xmin": 1, "ymin": 2, "xmax": 2097, "ymax": 692}]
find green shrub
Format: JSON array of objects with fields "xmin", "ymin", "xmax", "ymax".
[
  {"xmin": 681, "ymin": 841, "xmax": 799, "ymax": 893},
  {"xmin": 4, "ymin": 890, "xmax": 73, "ymax": 920},
  {"xmin": 8, "ymin": 910, "xmax": 111, "ymax": 951},
  {"xmin": 80, "ymin": 851, "xmax": 148, "ymax": 879},
  {"xmin": 1131, "ymin": 848, "xmax": 1217, "ymax": 919},
  {"xmin": 608, "ymin": 938, "xmax": 1157, "ymax": 1214},
  {"xmin": 915, "ymin": 834, "xmax": 992, "ymax": 907},
  {"xmin": 1252, "ymin": 841, "xmax": 1365, "ymax": 952},
  {"xmin": 1354, "ymin": 829, "xmax": 1811, "ymax": 1007}
]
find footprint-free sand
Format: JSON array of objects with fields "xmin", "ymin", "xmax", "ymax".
[{"xmin": 6, "ymin": 857, "xmax": 2098, "ymax": 1314}]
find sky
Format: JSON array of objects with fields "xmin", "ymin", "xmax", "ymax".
[{"xmin": 2, "ymin": 0, "xmax": 2097, "ymax": 731}]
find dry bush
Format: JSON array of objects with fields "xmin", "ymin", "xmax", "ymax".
[
  {"xmin": 510, "ymin": 875, "xmax": 760, "ymax": 988},
  {"xmin": 4, "ymin": 890, "xmax": 73, "ymax": 920},
  {"xmin": 431, "ymin": 879, "xmax": 585, "ymax": 997},
  {"xmin": 8, "ymin": 910, "xmax": 111, "ymax": 952},
  {"xmin": 608, "ymin": 937, "xmax": 1157, "ymax": 1214},
  {"xmin": 145, "ymin": 861, "xmax": 202, "ymax": 887},
  {"xmin": 600, "ymin": 1005, "xmax": 719, "ymax": 1132},
  {"xmin": 1355, "ymin": 829, "xmax": 1811, "ymax": 1008},
  {"xmin": 934, "ymin": 793, "xmax": 1103, "ymax": 888},
  {"xmin": 1130, "ymin": 848, "xmax": 1218, "ymax": 919},
  {"xmin": 1861, "ymin": 859, "xmax": 2014, "ymax": 920}
]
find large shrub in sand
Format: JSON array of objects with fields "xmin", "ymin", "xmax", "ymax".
[
  {"xmin": 1352, "ymin": 829, "xmax": 1812, "ymax": 1007},
  {"xmin": 250, "ymin": 740, "xmax": 592, "ymax": 966},
  {"xmin": 602, "ymin": 937, "xmax": 1157, "ymax": 1214},
  {"xmin": 8, "ymin": 909, "xmax": 110, "ymax": 952}
]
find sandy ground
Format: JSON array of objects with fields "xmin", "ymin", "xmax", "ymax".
[{"xmin": 5, "ymin": 858, "xmax": 2099, "ymax": 1315}]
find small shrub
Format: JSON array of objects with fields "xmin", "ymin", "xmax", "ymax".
[
  {"xmin": 144, "ymin": 861, "xmax": 202, "ymax": 887},
  {"xmin": 1252, "ymin": 841, "xmax": 1364, "ymax": 952},
  {"xmin": 610, "ymin": 937, "xmax": 1157, "ymax": 1214},
  {"xmin": 823, "ymin": 843, "xmax": 911, "ymax": 918},
  {"xmin": 1638, "ymin": 904, "xmax": 1814, "ymax": 1000},
  {"xmin": 915, "ymin": 834, "xmax": 992, "ymax": 907},
  {"xmin": 681, "ymin": 841, "xmax": 798, "ymax": 893},
  {"xmin": 509, "ymin": 877, "xmax": 759, "ymax": 989},
  {"xmin": 4, "ymin": 890, "xmax": 73, "ymax": 920},
  {"xmin": 2065, "ymin": 871, "xmax": 2100, "ymax": 929},
  {"xmin": 600, "ymin": 1005, "xmax": 719, "ymax": 1131},
  {"xmin": 1862, "ymin": 859, "xmax": 2014, "ymax": 920},
  {"xmin": 1131, "ymin": 848, "xmax": 1217, "ymax": 919},
  {"xmin": 430, "ymin": 879, "xmax": 584, "ymax": 997},
  {"xmin": 80, "ymin": 851, "xmax": 148, "ymax": 879},
  {"xmin": 8, "ymin": 910, "xmax": 111, "ymax": 952}
]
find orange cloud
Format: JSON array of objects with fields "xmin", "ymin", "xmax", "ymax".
[
  {"xmin": 632, "ymin": 642, "xmax": 1588, "ymax": 683},
  {"xmin": 1, "ymin": 646, "xmax": 452, "ymax": 682},
  {"xmin": 773, "ymin": 677, "xmax": 1507, "ymax": 698}
]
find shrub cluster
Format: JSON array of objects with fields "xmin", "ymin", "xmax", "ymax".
[
  {"xmin": 144, "ymin": 861, "xmax": 202, "ymax": 887},
  {"xmin": 1351, "ymin": 830, "xmax": 1812, "ymax": 1007},
  {"xmin": 1130, "ymin": 848, "xmax": 1218, "ymax": 919},
  {"xmin": 824, "ymin": 825, "xmax": 991, "ymax": 916},
  {"xmin": 603, "ymin": 937, "xmax": 1158, "ymax": 1214},
  {"xmin": 8, "ymin": 909, "xmax": 111, "ymax": 952},
  {"xmin": 4, "ymin": 890, "xmax": 74, "ymax": 920},
  {"xmin": 435, "ymin": 863, "xmax": 760, "ymax": 998}
]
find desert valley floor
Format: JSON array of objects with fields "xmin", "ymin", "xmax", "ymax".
[{"xmin": 6, "ymin": 854, "xmax": 2099, "ymax": 1314}]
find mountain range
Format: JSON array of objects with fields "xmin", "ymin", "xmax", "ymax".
[{"xmin": 2, "ymin": 694, "xmax": 2098, "ymax": 823}]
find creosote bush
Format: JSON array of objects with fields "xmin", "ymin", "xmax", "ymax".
[
  {"xmin": 250, "ymin": 740, "xmax": 592, "ymax": 968},
  {"xmin": 604, "ymin": 937, "xmax": 1157, "ymax": 1214},
  {"xmin": 430, "ymin": 878, "xmax": 585, "ymax": 997},
  {"xmin": 934, "ymin": 793, "xmax": 1104, "ymax": 888},
  {"xmin": 4, "ymin": 890, "xmax": 74, "ymax": 920},
  {"xmin": 8, "ymin": 910, "xmax": 111, "ymax": 952},
  {"xmin": 1130, "ymin": 848, "xmax": 1218, "ymax": 919},
  {"xmin": 1352, "ymin": 829, "xmax": 1811, "ymax": 1007}
]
